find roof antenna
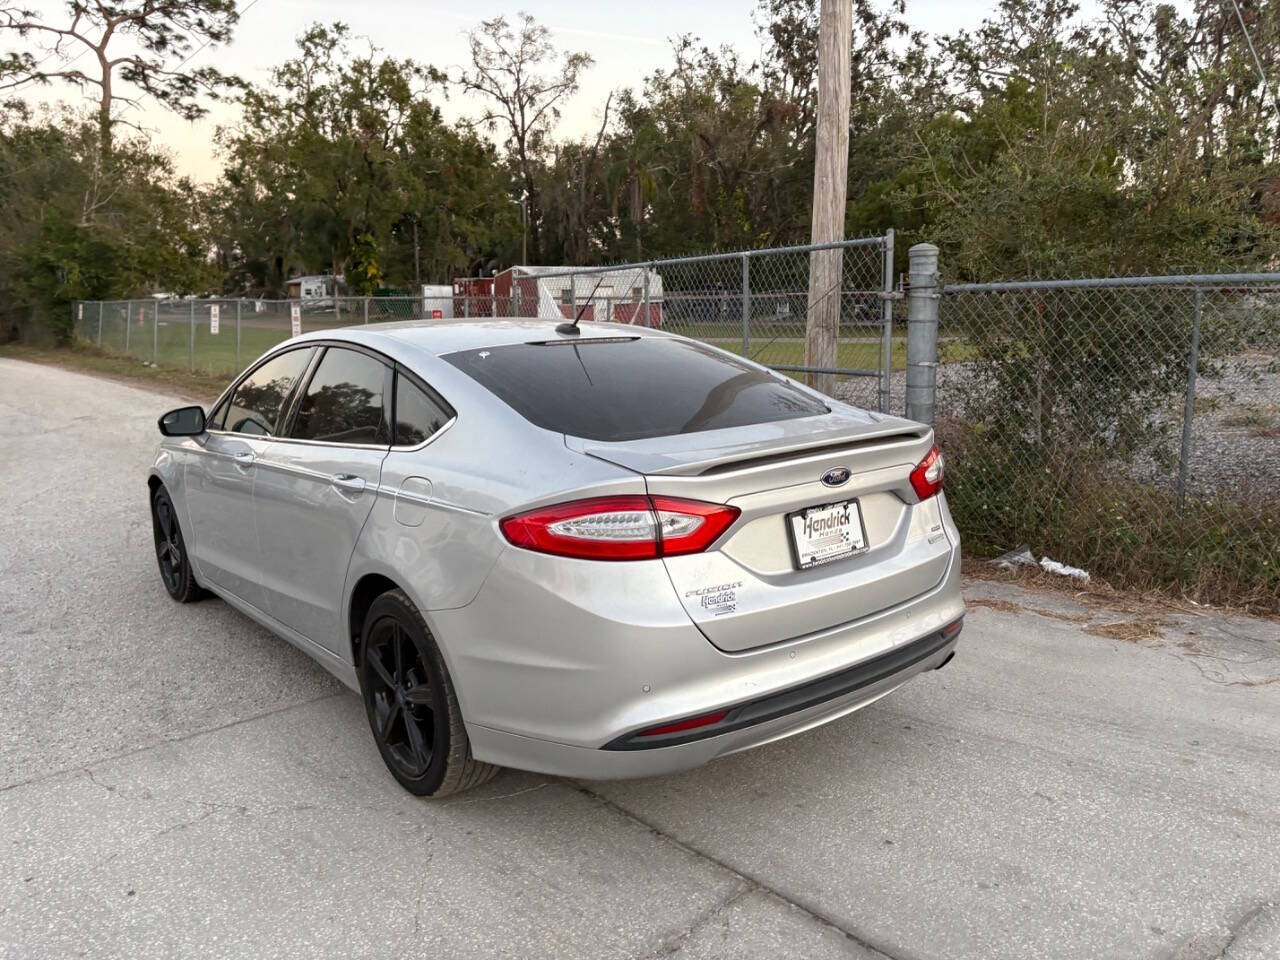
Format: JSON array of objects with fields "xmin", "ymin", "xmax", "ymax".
[{"xmin": 556, "ymin": 274, "xmax": 604, "ymax": 335}]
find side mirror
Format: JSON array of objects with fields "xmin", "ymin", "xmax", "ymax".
[{"xmin": 158, "ymin": 405, "xmax": 206, "ymax": 437}]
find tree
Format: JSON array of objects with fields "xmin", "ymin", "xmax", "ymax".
[
  {"xmin": 461, "ymin": 13, "xmax": 592, "ymax": 262},
  {"xmin": 0, "ymin": 0, "xmax": 241, "ymax": 151},
  {"xmin": 213, "ymin": 23, "xmax": 517, "ymax": 295},
  {"xmin": 0, "ymin": 108, "xmax": 215, "ymax": 341},
  {"xmin": 901, "ymin": 0, "xmax": 1276, "ymax": 279}
]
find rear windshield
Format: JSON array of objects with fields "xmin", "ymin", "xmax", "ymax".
[{"xmin": 442, "ymin": 337, "xmax": 829, "ymax": 442}]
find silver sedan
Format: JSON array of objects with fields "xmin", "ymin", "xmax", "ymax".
[{"xmin": 149, "ymin": 320, "xmax": 964, "ymax": 797}]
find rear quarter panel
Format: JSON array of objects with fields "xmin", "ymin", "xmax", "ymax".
[{"xmin": 342, "ymin": 366, "xmax": 649, "ymax": 671}]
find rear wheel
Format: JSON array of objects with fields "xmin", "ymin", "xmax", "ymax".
[
  {"xmin": 151, "ymin": 486, "xmax": 203, "ymax": 603},
  {"xmin": 358, "ymin": 590, "xmax": 499, "ymax": 797}
]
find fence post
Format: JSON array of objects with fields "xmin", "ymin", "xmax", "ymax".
[
  {"xmin": 879, "ymin": 228, "xmax": 895, "ymax": 414},
  {"xmin": 642, "ymin": 268, "xmax": 650, "ymax": 328},
  {"xmin": 188, "ymin": 299, "xmax": 195, "ymax": 371},
  {"xmin": 741, "ymin": 253, "xmax": 751, "ymax": 355},
  {"xmin": 152, "ymin": 302, "xmax": 158, "ymax": 366},
  {"xmin": 569, "ymin": 275, "xmax": 577, "ymax": 321},
  {"xmin": 125, "ymin": 301, "xmax": 132, "ymax": 355},
  {"xmin": 364, "ymin": 297, "xmax": 369, "ymax": 325},
  {"xmin": 1176, "ymin": 289, "xmax": 1203, "ymax": 514},
  {"xmin": 236, "ymin": 300, "xmax": 242, "ymax": 372},
  {"xmin": 906, "ymin": 243, "xmax": 940, "ymax": 426},
  {"xmin": 97, "ymin": 301, "xmax": 104, "ymax": 346}
]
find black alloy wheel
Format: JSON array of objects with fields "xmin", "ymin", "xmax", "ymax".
[
  {"xmin": 358, "ymin": 590, "xmax": 499, "ymax": 797},
  {"xmin": 151, "ymin": 487, "xmax": 202, "ymax": 603},
  {"xmin": 363, "ymin": 616, "xmax": 438, "ymax": 779}
]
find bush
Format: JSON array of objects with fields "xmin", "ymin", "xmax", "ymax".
[{"xmin": 944, "ymin": 424, "xmax": 1280, "ymax": 613}]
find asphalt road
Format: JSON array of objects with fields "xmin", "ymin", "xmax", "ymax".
[{"xmin": 1, "ymin": 357, "xmax": 1278, "ymax": 960}]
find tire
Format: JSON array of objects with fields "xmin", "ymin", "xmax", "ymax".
[
  {"xmin": 358, "ymin": 589, "xmax": 499, "ymax": 797},
  {"xmin": 151, "ymin": 486, "xmax": 204, "ymax": 604}
]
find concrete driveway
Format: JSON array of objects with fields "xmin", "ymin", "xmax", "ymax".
[{"xmin": 1, "ymin": 357, "xmax": 1277, "ymax": 960}]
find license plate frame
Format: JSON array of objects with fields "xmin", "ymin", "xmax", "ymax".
[{"xmin": 786, "ymin": 498, "xmax": 869, "ymax": 570}]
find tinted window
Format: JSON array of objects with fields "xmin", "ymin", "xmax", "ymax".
[
  {"xmin": 443, "ymin": 338, "xmax": 828, "ymax": 442},
  {"xmin": 394, "ymin": 374, "xmax": 453, "ymax": 446},
  {"xmin": 223, "ymin": 348, "xmax": 314, "ymax": 436},
  {"xmin": 290, "ymin": 347, "xmax": 390, "ymax": 444}
]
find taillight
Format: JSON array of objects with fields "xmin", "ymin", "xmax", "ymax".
[
  {"xmin": 500, "ymin": 495, "xmax": 740, "ymax": 561},
  {"xmin": 909, "ymin": 444, "xmax": 945, "ymax": 500}
]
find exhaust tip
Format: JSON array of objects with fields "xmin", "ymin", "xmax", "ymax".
[{"xmin": 935, "ymin": 651, "xmax": 956, "ymax": 671}]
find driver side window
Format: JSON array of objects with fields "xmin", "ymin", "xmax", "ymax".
[{"xmin": 222, "ymin": 348, "xmax": 315, "ymax": 436}]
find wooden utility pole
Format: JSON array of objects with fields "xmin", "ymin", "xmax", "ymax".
[{"xmin": 805, "ymin": 0, "xmax": 853, "ymax": 396}]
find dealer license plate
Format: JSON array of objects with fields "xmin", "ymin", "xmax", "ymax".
[{"xmin": 787, "ymin": 499, "xmax": 867, "ymax": 569}]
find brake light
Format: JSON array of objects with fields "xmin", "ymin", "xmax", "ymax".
[
  {"xmin": 500, "ymin": 495, "xmax": 740, "ymax": 561},
  {"xmin": 909, "ymin": 444, "xmax": 945, "ymax": 500}
]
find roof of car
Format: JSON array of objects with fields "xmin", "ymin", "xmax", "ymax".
[{"xmin": 310, "ymin": 319, "xmax": 673, "ymax": 357}]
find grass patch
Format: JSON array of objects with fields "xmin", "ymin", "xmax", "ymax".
[
  {"xmin": 0, "ymin": 342, "xmax": 228, "ymax": 401},
  {"xmin": 89, "ymin": 319, "xmax": 307, "ymax": 379}
]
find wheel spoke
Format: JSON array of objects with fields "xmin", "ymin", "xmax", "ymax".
[
  {"xmin": 368, "ymin": 648, "xmax": 395, "ymax": 690},
  {"xmin": 379, "ymin": 699, "xmax": 402, "ymax": 741},
  {"xmin": 403, "ymin": 710, "xmax": 430, "ymax": 770},
  {"xmin": 392, "ymin": 624, "xmax": 404, "ymax": 684},
  {"xmin": 156, "ymin": 502, "xmax": 174, "ymax": 540}
]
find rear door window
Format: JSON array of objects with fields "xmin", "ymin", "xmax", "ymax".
[
  {"xmin": 393, "ymin": 373, "xmax": 454, "ymax": 446},
  {"xmin": 222, "ymin": 347, "xmax": 315, "ymax": 436},
  {"xmin": 443, "ymin": 337, "xmax": 828, "ymax": 442},
  {"xmin": 289, "ymin": 347, "xmax": 391, "ymax": 445}
]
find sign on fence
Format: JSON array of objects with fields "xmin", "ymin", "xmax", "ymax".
[
  {"xmin": 431, "ymin": 309, "xmax": 443, "ymax": 319},
  {"xmin": 210, "ymin": 304, "xmax": 220, "ymax": 335},
  {"xmin": 290, "ymin": 303, "xmax": 301, "ymax": 337}
]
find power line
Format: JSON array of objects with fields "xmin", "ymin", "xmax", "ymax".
[
  {"xmin": 1229, "ymin": 0, "xmax": 1280, "ymax": 123},
  {"xmin": 169, "ymin": 0, "xmax": 263, "ymax": 74}
]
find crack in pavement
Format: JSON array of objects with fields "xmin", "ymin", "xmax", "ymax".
[
  {"xmin": 1, "ymin": 690, "xmax": 346, "ymax": 795},
  {"xmin": 1214, "ymin": 898, "xmax": 1280, "ymax": 959},
  {"xmin": 639, "ymin": 883, "xmax": 755, "ymax": 959},
  {"xmin": 569, "ymin": 782, "xmax": 904, "ymax": 960}
]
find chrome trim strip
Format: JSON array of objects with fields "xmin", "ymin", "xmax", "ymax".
[
  {"xmin": 372, "ymin": 482, "xmax": 488, "ymax": 517},
  {"xmin": 206, "ymin": 429, "xmax": 390, "ymax": 451},
  {"xmin": 387, "ymin": 415, "xmax": 458, "ymax": 453},
  {"xmin": 206, "ymin": 414, "xmax": 457, "ymax": 452}
]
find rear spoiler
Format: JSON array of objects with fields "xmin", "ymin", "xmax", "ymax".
[{"xmin": 567, "ymin": 413, "xmax": 930, "ymax": 477}]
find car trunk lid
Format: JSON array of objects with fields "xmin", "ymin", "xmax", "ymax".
[{"xmin": 570, "ymin": 413, "xmax": 954, "ymax": 653}]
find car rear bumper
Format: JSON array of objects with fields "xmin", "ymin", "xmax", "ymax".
[
  {"xmin": 464, "ymin": 625, "xmax": 959, "ymax": 779},
  {"xmin": 430, "ymin": 495, "xmax": 964, "ymax": 779}
]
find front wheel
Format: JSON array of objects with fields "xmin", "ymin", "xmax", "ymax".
[
  {"xmin": 358, "ymin": 590, "xmax": 499, "ymax": 797},
  {"xmin": 151, "ymin": 486, "xmax": 204, "ymax": 603}
]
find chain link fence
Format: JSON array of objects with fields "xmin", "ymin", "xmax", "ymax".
[
  {"xmin": 936, "ymin": 274, "xmax": 1280, "ymax": 611},
  {"xmin": 71, "ymin": 233, "xmax": 896, "ymax": 411}
]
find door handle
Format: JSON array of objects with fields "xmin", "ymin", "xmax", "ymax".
[
  {"xmin": 233, "ymin": 451, "xmax": 255, "ymax": 467},
  {"xmin": 332, "ymin": 473, "xmax": 366, "ymax": 494}
]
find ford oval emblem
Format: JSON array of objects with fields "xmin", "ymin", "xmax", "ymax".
[{"xmin": 821, "ymin": 466, "xmax": 852, "ymax": 487}]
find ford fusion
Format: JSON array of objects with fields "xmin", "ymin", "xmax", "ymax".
[{"xmin": 149, "ymin": 320, "xmax": 963, "ymax": 797}]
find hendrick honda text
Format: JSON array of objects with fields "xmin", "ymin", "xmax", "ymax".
[{"xmin": 149, "ymin": 319, "xmax": 963, "ymax": 796}]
